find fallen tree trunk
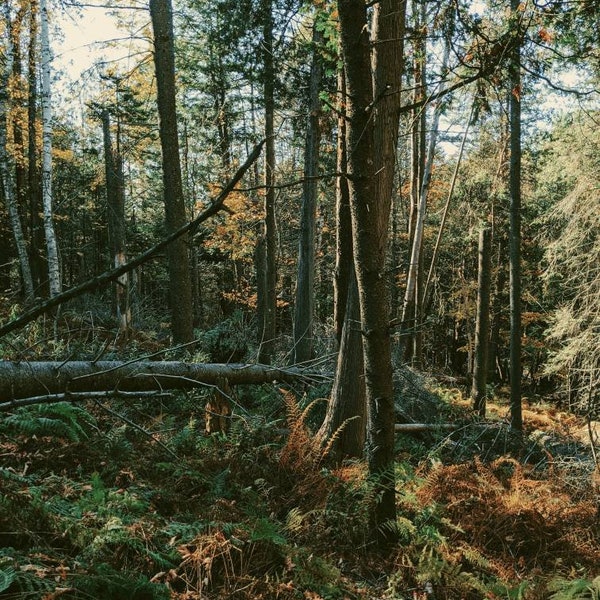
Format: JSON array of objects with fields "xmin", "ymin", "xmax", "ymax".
[
  {"xmin": 0, "ymin": 360, "xmax": 327, "ymax": 406},
  {"xmin": 394, "ymin": 423, "xmax": 459, "ymax": 433}
]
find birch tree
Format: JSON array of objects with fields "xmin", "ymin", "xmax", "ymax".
[{"xmin": 40, "ymin": 0, "xmax": 61, "ymax": 297}]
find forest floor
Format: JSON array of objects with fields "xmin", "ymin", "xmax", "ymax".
[{"xmin": 1, "ymin": 369, "xmax": 599, "ymax": 599}]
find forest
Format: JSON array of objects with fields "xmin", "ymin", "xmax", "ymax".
[{"xmin": 1, "ymin": 0, "xmax": 599, "ymax": 598}]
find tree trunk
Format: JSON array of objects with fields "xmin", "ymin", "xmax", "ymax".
[
  {"xmin": 423, "ymin": 100, "xmax": 474, "ymax": 314},
  {"xmin": 150, "ymin": 0, "xmax": 194, "ymax": 344},
  {"xmin": 292, "ymin": 19, "xmax": 322, "ymax": 365},
  {"xmin": 40, "ymin": 0, "xmax": 61, "ymax": 298},
  {"xmin": 0, "ymin": 361, "xmax": 326, "ymax": 404},
  {"xmin": 28, "ymin": 0, "xmax": 44, "ymax": 295},
  {"xmin": 101, "ymin": 109, "xmax": 130, "ymax": 333},
  {"xmin": 471, "ymin": 227, "xmax": 492, "ymax": 416},
  {"xmin": 318, "ymin": 276, "xmax": 365, "ymax": 458},
  {"xmin": 401, "ymin": 10, "xmax": 451, "ymax": 366},
  {"xmin": 257, "ymin": 0, "xmax": 277, "ymax": 364},
  {"xmin": 337, "ymin": 0, "xmax": 406, "ymax": 547},
  {"xmin": 333, "ymin": 69, "xmax": 351, "ymax": 346},
  {"xmin": 0, "ymin": 3, "xmax": 34, "ymax": 301},
  {"xmin": 509, "ymin": 0, "xmax": 523, "ymax": 432}
]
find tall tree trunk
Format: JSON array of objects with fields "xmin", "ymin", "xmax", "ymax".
[
  {"xmin": 292, "ymin": 20, "xmax": 322, "ymax": 365},
  {"xmin": 509, "ymin": 0, "xmax": 523, "ymax": 432},
  {"xmin": 401, "ymin": 8, "xmax": 452, "ymax": 366},
  {"xmin": 320, "ymin": 67, "xmax": 365, "ymax": 459},
  {"xmin": 40, "ymin": 0, "xmax": 61, "ymax": 298},
  {"xmin": 28, "ymin": 0, "xmax": 44, "ymax": 295},
  {"xmin": 471, "ymin": 227, "xmax": 492, "ymax": 416},
  {"xmin": 257, "ymin": 0, "xmax": 277, "ymax": 364},
  {"xmin": 333, "ymin": 69, "xmax": 351, "ymax": 346},
  {"xmin": 101, "ymin": 109, "xmax": 129, "ymax": 333},
  {"xmin": 337, "ymin": 0, "xmax": 406, "ymax": 547},
  {"xmin": 150, "ymin": 0, "xmax": 194, "ymax": 344},
  {"xmin": 0, "ymin": 2, "xmax": 34, "ymax": 301}
]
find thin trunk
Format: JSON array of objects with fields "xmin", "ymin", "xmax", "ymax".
[
  {"xmin": 40, "ymin": 0, "xmax": 61, "ymax": 297},
  {"xmin": 101, "ymin": 109, "xmax": 129, "ymax": 333},
  {"xmin": 471, "ymin": 227, "xmax": 492, "ymax": 416},
  {"xmin": 28, "ymin": 0, "xmax": 44, "ymax": 294},
  {"xmin": 150, "ymin": 0, "xmax": 194, "ymax": 344},
  {"xmin": 257, "ymin": 0, "xmax": 277, "ymax": 364},
  {"xmin": 333, "ymin": 69, "xmax": 351, "ymax": 346},
  {"xmin": 10, "ymin": 5, "xmax": 28, "ymax": 249},
  {"xmin": 292, "ymin": 20, "xmax": 322, "ymax": 365},
  {"xmin": 0, "ymin": 3, "xmax": 34, "ymax": 301},
  {"xmin": 400, "ymin": 1, "xmax": 427, "ymax": 362},
  {"xmin": 422, "ymin": 100, "xmax": 474, "ymax": 313},
  {"xmin": 509, "ymin": 0, "xmax": 523, "ymax": 432},
  {"xmin": 402, "ymin": 15, "xmax": 451, "ymax": 366}
]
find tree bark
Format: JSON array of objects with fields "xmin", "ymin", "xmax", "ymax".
[
  {"xmin": 318, "ymin": 276, "xmax": 365, "ymax": 458},
  {"xmin": 337, "ymin": 0, "xmax": 406, "ymax": 546},
  {"xmin": 150, "ymin": 0, "xmax": 194, "ymax": 344},
  {"xmin": 509, "ymin": 0, "xmax": 523, "ymax": 432},
  {"xmin": 257, "ymin": 0, "xmax": 277, "ymax": 364},
  {"xmin": 333, "ymin": 69, "xmax": 351, "ymax": 346},
  {"xmin": 0, "ymin": 360, "xmax": 326, "ymax": 405},
  {"xmin": 471, "ymin": 227, "xmax": 492, "ymax": 416},
  {"xmin": 101, "ymin": 108, "xmax": 130, "ymax": 333},
  {"xmin": 40, "ymin": 0, "xmax": 61, "ymax": 298},
  {"xmin": 27, "ymin": 0, "xmax": 44, "ymax": 295},
  {"xmin": 292, "ymin": 19, "xmax": 322, "ymax": 365}
]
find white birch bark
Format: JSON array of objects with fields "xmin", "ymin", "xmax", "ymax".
[
  {"xmin": 40, "ymin": 0, "xmax": 61, "ymax": 297},
  {"xmin": 0, "ymin": 3, "xmax": 34, "ymax": 300}
]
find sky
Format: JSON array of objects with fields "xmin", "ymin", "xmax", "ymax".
[
  {"xmin": 53, "ymin": 4, "xmax": 146, "ymax": 114},
  {"xmin": 55, "ymin": 6, "xmax": 124, "ymax": 78}
]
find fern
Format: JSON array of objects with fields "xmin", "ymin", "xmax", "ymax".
[
  {"xmin": 248, "ymin": 516, "xmax": 287, "ymax": 546},
  {"xmin": 549, "ymin": 576, "xmax": 600, "ymax": 600},
  {"xmin": 0, "ymin": 565, "xmax": 16, "ymax": 593},
  {"xmin": 75, "ymin": 563, "xmax": 170, "ymax": 600},
  {"xmin": 0, "ymin": 402, "xmax": 95, "ymax": 442}
]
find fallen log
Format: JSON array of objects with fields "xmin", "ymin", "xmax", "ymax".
[
  {"xmin": 394, "ymin": 423, "xmax": 459, "ymax": 433},
  {"xmin": 0, "ymin": 360, "xmax": 328, "ymax": 406}
]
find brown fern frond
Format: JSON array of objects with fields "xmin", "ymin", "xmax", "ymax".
[{"xmin": 318, "ymin": 415, "xmax": 360, "ymax": 466}]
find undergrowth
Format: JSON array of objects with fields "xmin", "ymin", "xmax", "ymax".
[{"xmin": 0, "ymin": 380, "xmax": 599, "ymax": 599}]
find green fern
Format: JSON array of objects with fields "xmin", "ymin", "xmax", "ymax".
[
  {"xmin": 0, "ymin": 402, "xmax": 95, "ymax": 442},
  {"xmin": 74, "ymin": 563, "xmax": 170, "ymax": 600},
  {"xmin": 549, "ymin": 576, "xmax": 600, "ymax": 600},
  {"xmin": 0, "ymin": 564, "xmax": 16, "ymax": 593}
]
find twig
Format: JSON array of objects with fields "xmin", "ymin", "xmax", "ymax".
[
  {"xmin": 94, "ymin": 399, "xmax": 179, "ymax": 460},
  {"xmin": 0, "ymin": 390, "xmax": 173, "ymax": 412}
]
